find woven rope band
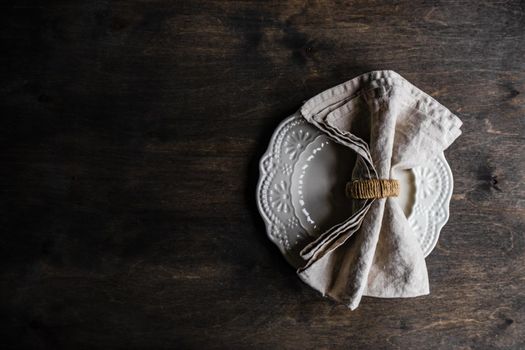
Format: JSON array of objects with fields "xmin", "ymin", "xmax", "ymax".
[{"xmin": 347, "ymin": 179, "xmax": 400, "ymax": 199}]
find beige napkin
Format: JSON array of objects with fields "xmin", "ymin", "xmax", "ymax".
[{"xmin": 296, "ymin": 70, "xmax": 462, "ymax": 309}]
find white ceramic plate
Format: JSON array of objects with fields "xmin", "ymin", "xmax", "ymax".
[{"xmin": 256, "ymin": 113, "xmax": 453, "ymax": 267}]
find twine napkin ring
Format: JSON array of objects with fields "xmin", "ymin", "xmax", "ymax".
[{"xmin": 347, "ymin": 179, "xmax": 400, "ymax": 199}]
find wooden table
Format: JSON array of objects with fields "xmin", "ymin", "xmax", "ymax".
[{"xmin": 3, "ymin": 1, "xmax": 524, "ymax": 348}]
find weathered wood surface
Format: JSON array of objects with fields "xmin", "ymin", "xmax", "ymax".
[{"xmin": 2, "ymin": 0, "xmax": 525, "ymax": 349}]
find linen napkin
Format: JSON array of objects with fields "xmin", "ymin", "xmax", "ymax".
[{"xmin": 296, "ymin": 70, "xmax": 462, "ymax": 309}]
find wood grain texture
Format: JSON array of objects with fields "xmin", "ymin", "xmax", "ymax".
[{"xmin": 1, "ymin": 0, "xmax": 524, "ymax": 349}]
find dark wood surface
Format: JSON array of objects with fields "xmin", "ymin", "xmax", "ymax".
[{"xmin": 2, "ymin": 1, "xmax": 525, "ymax": 349}]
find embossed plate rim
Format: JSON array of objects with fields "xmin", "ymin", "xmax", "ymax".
[{"xmin": 256, "ymin": 114, "xmax": 453, "ymax": 264}]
